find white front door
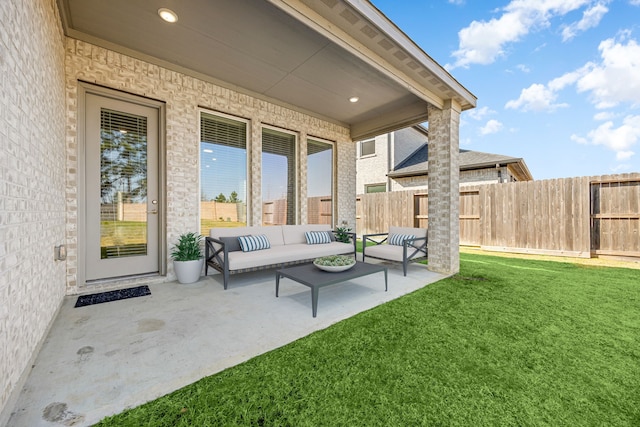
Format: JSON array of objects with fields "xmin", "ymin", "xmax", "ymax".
[{"xmin": 84, "ymin": 93, "xmax": 160, "ymax": 281}]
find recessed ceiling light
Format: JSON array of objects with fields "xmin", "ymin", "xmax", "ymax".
[
  {"xmin": 158, "ymin": 8, "xmax": 178, "ymax": 23},
  {"xmin": 349, "ymin": 96, "xmax": 359, "ymax": 103}
]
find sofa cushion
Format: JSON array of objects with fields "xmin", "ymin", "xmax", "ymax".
[
  {"xmin": 238, "ymin": 235, "xmax": 271, "ymax": 252},
  {"xmin": 305, "ymin": 230, "xmax": 331, "ymax": 244},
  {"xmin": 282, "ymin": 224, "xmax": 332, "ymax": 245},
  {"xmin": 226, "ymin": 241, "xmax": 353, "ymax": 270},
  {"xmin": 389, "ymin": 233, "xmax": 415, "ymax": 246},
  {"xmin": 212, "ymin": 226, "xmax": 285, "ymax": 246}
]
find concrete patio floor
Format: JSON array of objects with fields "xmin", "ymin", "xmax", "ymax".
[{"xmin": 7, "ymin": 258, "xmax": 444, "ymax": 426}]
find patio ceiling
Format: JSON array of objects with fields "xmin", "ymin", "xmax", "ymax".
[{"xmin": 57, "ymin": 0, "xmax": 476, "ymax": 140}]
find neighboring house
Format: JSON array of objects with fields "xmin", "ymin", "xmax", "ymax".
[
  {"xmin": 0, "ymin": 0, "xmax": 476, "ymax": 421},
  {"xmin": 357, "ymin": 126, "xmax": 533, "ymax": 193}
]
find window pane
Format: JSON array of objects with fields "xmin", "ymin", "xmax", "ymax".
[
  {"xmin": 99, "ymin": 109, "xmax": 148, "ymax": 259},
  {"xmin": 262, "ymin": 128, "xmax": 296, "ymax": 226},
  {"xmin": 200, "ymin": 112, "xmax": 247, "ymax": 235},
  {"xmin": 307, "ymin": 139, "xmax": 333, "ymax": 225},
  {"xmin": 360, "ymin": 139, "xmax": 375, "ymax": 156},
  {"xmin": 366, "ymin": 184, "xmax": 386, "ymax": 193}
]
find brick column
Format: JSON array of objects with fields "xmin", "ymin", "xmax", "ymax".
[{"xmin": 427, "ymin": 100, "xmax": 461, "ymax": 275}]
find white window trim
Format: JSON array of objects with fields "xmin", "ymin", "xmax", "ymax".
[{"xmin": 359, "ymin": 138, "xmax": 376, "ymax": 158}]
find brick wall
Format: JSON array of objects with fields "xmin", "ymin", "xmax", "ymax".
[
  {"xmin": 0, "ymin": 0, "xmax": 66, "ymax": 421},
  {"xmin": 355, "ymin": 134, "xmax": 389, "ymax": 193},
  {"xmin": 64, "ymin": 39, "xmax": 354, "ymax": 291},
  {"xmin": 427, "ymin": 101, "xmax": 461, "ymax": 275}
]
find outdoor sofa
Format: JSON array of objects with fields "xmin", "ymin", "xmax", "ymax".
[
  {"xmin": 205, "ymin": 224, "xmax": 356, "ymax": 289},
  {"xmin": 362, "ymin": 225, "xmax": 428, "ymax": 275}
]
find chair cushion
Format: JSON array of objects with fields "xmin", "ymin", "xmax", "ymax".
[
  {"xmin": 389, "ymin": 226, "xmax": 427, "ymax": 239},
  {"xmin": 238, "ymin": 235, "xmax": 271, "ymax": 252},
  {"xmin": 389, "ymin": 233, "xmax": 415, "ymax": 246},
  {"xmin": 305, "ymin": 230, "xmax": 331, "ymax": 244}
]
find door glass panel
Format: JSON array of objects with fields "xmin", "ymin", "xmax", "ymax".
[{"xmin": 99, "ymin": 108, "xmax": 148, "ymax": 259}]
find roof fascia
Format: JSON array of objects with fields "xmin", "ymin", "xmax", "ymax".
[{"xmin": 349, "ymin": 0, "xmax": 476, "ymax": 109}]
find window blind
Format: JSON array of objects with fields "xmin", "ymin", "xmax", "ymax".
[{"xmin": 201, "ymin": 112, "xmax": 246, "ymax": 148}]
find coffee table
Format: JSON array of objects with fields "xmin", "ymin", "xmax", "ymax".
[{"xmin": 275, "ymin": 261, "xmax": 387, "ymax": 317}]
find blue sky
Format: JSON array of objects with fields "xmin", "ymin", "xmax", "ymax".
[{"xmin": 372, "ymin": 0, "xmax": 640, "ymax": 180}]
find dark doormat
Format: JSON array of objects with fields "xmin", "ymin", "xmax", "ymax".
[{"xmin": 74, "ymin": 285, "xmax": 151, "ymax": 308}]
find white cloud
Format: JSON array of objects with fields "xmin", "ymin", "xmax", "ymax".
[
  {"xmin": 448, "ymin": 0, "xmax": 592, "ymax": 68},
  {"xmin": 467, "ymin": 106, "xmax": 495, "ymax": 120},
  {"xmin": 571, "ymin": 134, "xmax": 588, "ymax": 144},
  {"xmin": 505, "ymin": 83, "xmax": 569, "ymax": 111},
  {"xmin": 611, "ymin": 163, "xmax": 631, "ymax": 172},
  {"xmin": 506, "ymin": 34, "xmax": 640, "ymax": 112},
  {"xmin": 448, "ymin": 0, "xmax": 465, "ymax": 4},
  {"xmin": 561, "ymin": 2, "xmax": 609, "ymax": 42},
  {"xmin": 572, "ymin": 114, "xmax": 640, "ymax": 160},
  {"xmin": 630, "ymin": 0, "xmax": 640, "ymax": 6},
  {"xmin": 594, "ymin": 111, "xmax": 616, "ymax": 120},
  {"xmin": 516, "ymin": 64, "xmax": 531, "ymax": 73},
  {"xmin": 479, "ymin": 119, "xmax": 504, "ymax": 135},
  {"xmin": 548, "ymin": 68, "xmax": 585, "ymax": 91},
  {"xmin": 616, "ymin": 151, "xmax": 635, "ymax": 160},
  {"xmin": 575, "ymin": 35, "xmax": 640, "ymax": 108}
]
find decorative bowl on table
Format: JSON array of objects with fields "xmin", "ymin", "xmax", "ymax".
[{"xmin": 313, "ymin": 255, "xmax": 356, "ymax": 272}]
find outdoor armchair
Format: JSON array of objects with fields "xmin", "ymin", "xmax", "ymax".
[{"xmin": 362, "ymin": 226, "xmax": 428, "ymax": 276}]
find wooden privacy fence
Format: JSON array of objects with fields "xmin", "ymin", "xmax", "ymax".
[{"xmin": 356, "ymin": 173, "xmax": 640, "ymax": 259}]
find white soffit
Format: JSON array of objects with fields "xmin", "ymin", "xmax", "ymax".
[{"xmin": 58, "ymin": 0, "xmax": 475, "ymax": 139}]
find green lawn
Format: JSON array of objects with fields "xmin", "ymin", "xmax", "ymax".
[{"xmin": 98, "ymin": 253, "xmax": 640, "ymax": 426}]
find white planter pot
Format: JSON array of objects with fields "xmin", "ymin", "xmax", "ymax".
[{"xmin": 173, "ymin": 258, "xmax": 204, "ymax": 284}]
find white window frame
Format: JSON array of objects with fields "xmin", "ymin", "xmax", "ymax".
[{"xmin": 359, "ymin": 138, "xmax": 375, "ymax": 157}]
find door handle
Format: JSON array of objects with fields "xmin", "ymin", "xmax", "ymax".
[{"xmin": 147, "ymin": 210, "xmax": 158, "ymax": 215}]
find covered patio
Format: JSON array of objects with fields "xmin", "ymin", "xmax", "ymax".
[
  {"xmin": 1, "ymin": 0, "xmax": 475, "ymax": 424},
  {"xmin": 9, "ymin": 261, "xmax": 443, "ymax": 425}
]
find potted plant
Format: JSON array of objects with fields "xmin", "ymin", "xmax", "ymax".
[
  {"xmin": 334, "ymin": 222, "xmax": 352, "ymax": 244},
  {"xmin": 171, "ymin": 232, "xmax": 204, "ymax": 284}
]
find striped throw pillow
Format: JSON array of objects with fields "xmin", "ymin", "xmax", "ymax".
[
  {"xmin": 305, "ymin": 231, "xmax": 331, "ymax": 245},
  {"xmin": 238, "ymin": 235, "xmax": 271, "ymax": 252},
  {"xmin": 388, "ymin": 233, "xmax": 414, "ymax": 246}
]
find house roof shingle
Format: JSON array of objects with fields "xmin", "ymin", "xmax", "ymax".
[{"xmin": 388, "ymin": 146, "xmax": 533, "ymax": 181}]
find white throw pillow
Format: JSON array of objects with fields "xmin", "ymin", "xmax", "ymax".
[
  {"xmin": 305, "ymin": 231, "xmax": 331, "ymax": 245},
  {"xmin": 238, "ymin": 235, "xmax": 271, "ymax": 252},
  {"xmin": 389, "ymin": 233, "xmax": 414, "ymax": 246}
]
